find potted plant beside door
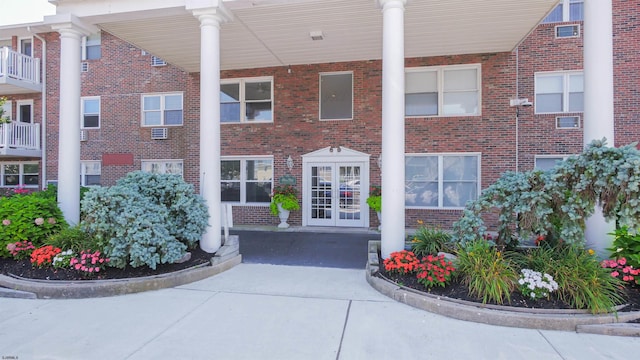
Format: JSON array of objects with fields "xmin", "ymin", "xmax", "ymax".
[
  {"xmin": 366, "ymin": 185, "xmax": 382, "ymax": 231},
  {"xmin": 270, "ymin": 185, "xmax": 300, "ymax": 228}
]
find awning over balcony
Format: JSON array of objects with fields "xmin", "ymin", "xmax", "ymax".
[{"xmin": 48, "ymin": 0, "xmax": 558, "ymax": 72}]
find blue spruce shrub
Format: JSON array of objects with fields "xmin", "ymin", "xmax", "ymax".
[
  {"xmin": 81, "ymin": 186, "xmax": 186, "ymax": 269},
  {"xmin": 115, "ymin": 171, "xmax": 209, "ymax": 248}
]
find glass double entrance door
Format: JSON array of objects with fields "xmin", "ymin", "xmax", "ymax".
[{"xmin": 308, "ymin": 163, "xmax": 364, "ymax": 227}]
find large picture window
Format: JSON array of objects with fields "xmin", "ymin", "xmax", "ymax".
[
  {"xmin": 405, "ymin": 65, "xmax": 481, "ymax": 117},
  {"xmin": 535, "ymin": 71, "xmax": 583, "ymax": 114},
  {"xmin": 405, "ymin": 154, "xmax": 480, "ymax": 208},
  {"xmin": 320, "ymin": 72, "xmax": 353, "ymax": 120},
  {"xmin": 221, "ymin": 77, "xmax": 273, "ymax": 123},
  {"xmin": 221, "ymin": 157, "xmax": 273, "ymax": 204},
  {"xmin": 0, "ymin": 162, "xmax": 39, "ymax": 187},
  {"xmin": 142, "ymin": 93, "xmax": 183, "ymax": 126}
]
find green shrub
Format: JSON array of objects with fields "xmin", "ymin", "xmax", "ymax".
[
  {"xmin": 47, "ymin": 225, "xmax": 102, "ymax": 253},
  {"xmin": 80, "ymin": 172, "xmax": 209, "ymax": 269},
  {"xmin": 81, "ymin": 185, "xmax": 185, "ymax": 269},
  {"xmin": 608, "ymin": 226, "xmax": 640, "ymax": 268},
  {"xmin": 0, "ymin": 194, "xmax": 67, "ymax": 257},
  {"xmin": 514, "ymin": 245, "xmax": 625, "ymax": 314},
  {"xmin": 115, "ymin": 171, "xmax": 209, "ymax": 248},
  {"xmin": 456, "ymin": 240, "xmax": 518, "ymax": 304},
  {"xmin": 411, "ymin": 223, "xmax": 454, "ymax": 257}
]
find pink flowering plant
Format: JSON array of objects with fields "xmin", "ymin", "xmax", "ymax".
[
  {"xmin": 416, "ymin": 254, "xmax": 456, "ymax": 288},
  {"xmin": 601, "ymin": 257, "xmax": 639, "ymax": 285},
  {"xmin": 6, "ymin": 240, "xmax": 35, "ymax": 260},
  {"xmin": 69, "ymin": 250, "xmax": 110, "ymax": 276}
]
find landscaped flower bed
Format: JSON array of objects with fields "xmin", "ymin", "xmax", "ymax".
[{"xmin": 0, "ymin": 172, "xmax": 210, "ymax": 282}]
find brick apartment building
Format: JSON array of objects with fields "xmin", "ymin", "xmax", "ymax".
[{"xmin": 0, "ymin": 0, "xmax": 635, "ymax": 256}]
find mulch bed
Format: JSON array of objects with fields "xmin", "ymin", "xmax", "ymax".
[
  {"xmin": 377, "ymin": 257, "xmax": 640, "ymax": 320},
  {"xmin": 0, "ymin": 247, "xmax": 213, "ymax": 281}
]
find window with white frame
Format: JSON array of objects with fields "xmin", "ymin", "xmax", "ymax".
[
  {"xmin": 221, "ymin": 77, "xmax": 273, "ymax": 123},
  {"xmin": 542, "ymin": 0, "xmax": 584, "ymax": 23},
  {"xmin": 142, "ymin": 93, "xmax": 183, "ymax": 126},
  {"xmin": 534, "ymin": 155, "xmax": 571, "ymax": 171},
  {"xmin": 82, "ymin": 32, "xmax": 101, "ymax": 60},
  {"xmin": 320, "ymin": 72, "xmax": 353, "ymax": 120},
  {"xmin": 16, "ymin": 100, "xmax": 33, "ymax": 123},
  {"xmin": 405, "ymin": 65, "xmax": 481, "ymax": 117},
  {"xmin": 81, "ymin": 97, "xmax": 100, "ymax": 128},
  {"xmin": 535, "ymin": 71, "xmax": 583, "ymax": 114},
  {"xmin": 405, "ymin": 154, "xmax": 480, "ymax": 208},
  {"xmin": 151, "ymin": 56, "xmax": 166, "ymax": 66},
  {"xmin": 221, "ymin": 157, "xmax": 273, "ymax": 204},
  {"xmin": 141, "ymin": 160, "xmax": 184, "ymax": 176},
  {"xmin": 0, "ymin": 162, "xmax": 39, "ymax": 187},
  {"xmin": 80, "ymin": 161, "xmax": 101, "ymax": 186}
]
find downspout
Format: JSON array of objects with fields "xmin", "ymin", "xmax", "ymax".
[
  {"xmin": 515, "ymin": 47, "xmax": 519, "ymax": 173},
  {"xmin": 28, "ymin": 28, "xmax": 47, "ymax": 189}
]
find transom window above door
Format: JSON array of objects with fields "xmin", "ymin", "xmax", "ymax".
[
  {"xmin": 221, "ymin": 77, "xmax": 273, "ymax": 123},
  {"xmin": 405, "ymin": 64, "xmax": 481, "ymax": 117}
]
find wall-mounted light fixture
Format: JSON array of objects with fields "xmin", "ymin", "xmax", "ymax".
[{"xmin": 286, "ymin": 155, "xmax": 294, "ymax": 171}]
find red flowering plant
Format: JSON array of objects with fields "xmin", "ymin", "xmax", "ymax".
[
  {"xmin": 69, "ymin": 250, "xmax": 110, "ymax": 276},
  {"xmin": 6, "ymin": 240, "xmax": 35, "ymax": 260},
  {"xmin": 30, "ymin": 245, "xmax": 62, "ymax": 268},
  {"xmin": 601, "ymin": 257, "xmax": 639, "ymax": 285},
  {"xmin": 383, "ymin": 250, "xmax": 420, "ymax": 275},
  {"xmin": 416, "ymin": 254, "xmax": 456, "ymax": 288}
]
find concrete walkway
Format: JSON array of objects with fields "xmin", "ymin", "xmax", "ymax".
[{"xmin": 1, "ymin": 263, "xmax": 639, "ymax": 360}]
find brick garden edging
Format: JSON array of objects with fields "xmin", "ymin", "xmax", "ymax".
[
  {"xmin": 365, "ymin": 240, "xmax": 640, "ymax": 336},
  {"xmin": 0, "ymin": 236, "xmax": 241, "ymax": 299}
]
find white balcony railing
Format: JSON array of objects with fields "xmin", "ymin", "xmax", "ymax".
[
  {"xmin": 0, "ymin": 47, "xmax": 41, "ymax": 84},
  {"xmin": 0, "ymin": 121, "xmax": 41, "ymax": 150}
]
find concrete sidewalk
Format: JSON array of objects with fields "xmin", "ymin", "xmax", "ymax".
[{"xmin": 1, "ymin": 263, "xmax": 638, "ymax": 360}]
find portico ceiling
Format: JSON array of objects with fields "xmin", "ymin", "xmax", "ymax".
[{"xmin": 48, "ymin": 0, "xmax": 558, "ymax": 72}]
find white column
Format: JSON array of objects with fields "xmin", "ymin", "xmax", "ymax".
[
  {"xmin": 56, "ymin": 28, "xmax": 83, "ymax": 225},
  {"xmin": 379, "ymin": 0, "xmax": 406, "ymax": 258},
  {"xmin": 583, "ymin": 0, "xmax": 615, "ymax": 257},
  {"xmin": 193, "ymin": 10, "xmax": 226, "ymax": 253}
]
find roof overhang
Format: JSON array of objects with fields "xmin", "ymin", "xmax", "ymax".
[{"xmin": 44, "ymin": 0, "xmax": 558, "ymax": 72}]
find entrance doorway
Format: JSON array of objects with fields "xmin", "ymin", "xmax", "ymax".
[{"xmin": 302, "ymin": 147, "xmax": 370, "ymax": 228}]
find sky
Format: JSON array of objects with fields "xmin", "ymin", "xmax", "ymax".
[{"xmin": 0, "ymin": 0, "xmax": 56, "ymax": 27}]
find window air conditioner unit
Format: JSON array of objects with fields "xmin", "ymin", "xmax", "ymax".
[
  {"xmin": 151, "ymin": 127, "xmax": 168, "ymax": 140},
  {"xmin": 80, "ymin": 130, "xmax": 87, "ymax": 141},
  {"xmin": 555, "ymin": 24, "xmax": 580, "ymax": 38}
]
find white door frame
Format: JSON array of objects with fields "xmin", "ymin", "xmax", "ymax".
[{"xmin": 302, "ymin": 146, "xmax": 370, "ymax": 227}]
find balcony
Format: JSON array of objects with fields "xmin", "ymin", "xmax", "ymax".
[
  {"xmin": 0, "ymin": 47, "xmax": 42, "ymax": 95},
  {"xmin": 0, "ymin": 121, "xmax": 41, "ymax": 158}
]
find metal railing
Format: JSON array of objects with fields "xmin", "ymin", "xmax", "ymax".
[
  {"xmin": 0, "ymin": 47, "xmax": 41, "ymax": 84},
  {"xmin": 0, "ymin": 121, "xmax": 41, "ymax": 150}
]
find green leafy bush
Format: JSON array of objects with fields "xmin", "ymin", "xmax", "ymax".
[
  {"xmin": 47, "ymin": 225, "xmax": 102, "ymax": 253},
  {"xmin": 0, "ymin": 194, "xmax": 67, "ymax": 257},
  {"xmin": 80, "ymin": 172, "xmax": 209, "ymax": 269},
  {"xmin": 115, "ymin": 171, "xmax": 209, "ymax": 248},
  {"xmin": 455, "ymin": 240, "xmax": 518, "ymax": 304},
  {"xmin": 410, "ymin": 222, "xmax": 454, "ymax": 256},
  {"xmin": 514, "ymin": 245, "xmax": 625, "ymax": 313},
  {"xmin": 608, "ymin": 226, "xmax": 640, "ymax": 268}
]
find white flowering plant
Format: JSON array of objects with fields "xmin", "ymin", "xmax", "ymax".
[
  {"xmin": 518, "ymin": 268, "xmax": 559, "ymax": 300},
  {"xmin": 52, "ymin": 249, "xmax": 75, "ymax": 269}
]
